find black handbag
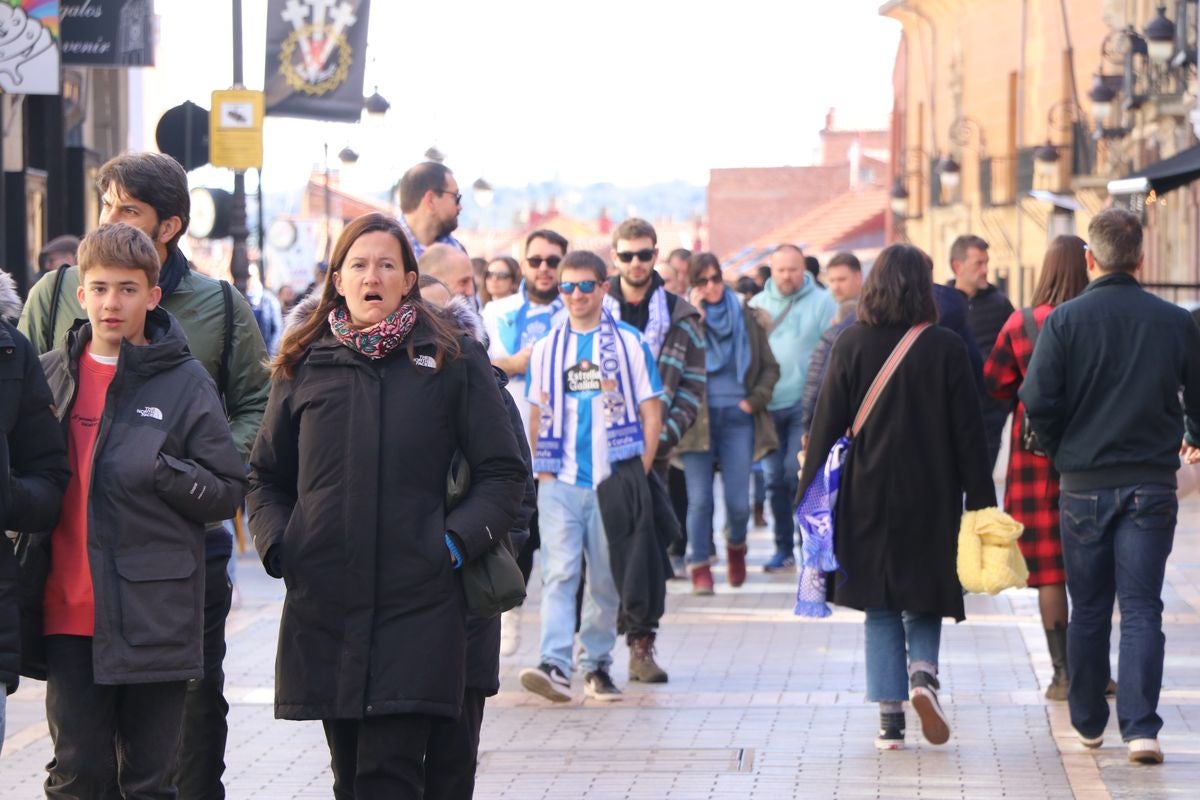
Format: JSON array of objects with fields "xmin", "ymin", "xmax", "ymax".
[
  {"xmin": 1019, "ymin": 309, "xmax": 1047, "ymax": 457},
  {"xmin": 446, "ymin": 451, "xmax": 526, "ymax": 618}
]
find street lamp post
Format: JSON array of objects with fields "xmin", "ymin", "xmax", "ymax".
[{"xmin": 228, "ymin": 0, "xmax": 250, "ymax": 296}]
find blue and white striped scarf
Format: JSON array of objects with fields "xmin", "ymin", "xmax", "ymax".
[{"xmin": 534, "ymin": 310, "xmax": 645, "ymax": 474}]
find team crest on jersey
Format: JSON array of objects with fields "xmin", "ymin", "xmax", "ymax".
[{"xmin": 276, "ymin": 0, "xmax": 360, "ymax": 96}]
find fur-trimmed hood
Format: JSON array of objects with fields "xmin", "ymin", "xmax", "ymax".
[
  {"xmin": 443, "ymin": 295, "xmax": 486, "ymax": 345},
  {"xmin": 282, "ymin": 290, "xmax": 488, "ymax": 347},
  {"xmin": 0, "ymin": 270, "xmax": 23, "ymax": 321},
  {"xmin": 283, "ymin": 289, "xmax": 322, "ymax": 334}
]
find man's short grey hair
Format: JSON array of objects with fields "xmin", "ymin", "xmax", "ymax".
[
  {"xmin": 418, "ymin": 243, "xmax": 469, "ymax": 281},
  {"xmin": 949, "ymin": 234, "xmax": 988, "ymax": 265},
  {"xmin": 1087, "ymin": 208, "xmax": 1142, "ymax": 273}
]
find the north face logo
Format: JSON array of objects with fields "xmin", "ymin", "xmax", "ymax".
[
  {"xmin": 136, "ymin": 406, "xmax": 163, "ymax": 420},
  {"xmin": 413, "ymin": 355, "xmax": 436, "ymax": 369}
]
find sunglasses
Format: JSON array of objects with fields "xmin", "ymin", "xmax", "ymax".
[
  {"xmin": 527, "ymin": 255, "xmax": 562, "ymax": 270},
  {"xmin": 436, "ymin": 190, "xmax": 463, "ymax": 205},
  {"xmin": 693, "ymin": 274, "xmax": 724, "ymax": 287},
  {"xmin": 616, "ymin": 248, "xmax": 656, "ymax": 264},
  {"xmin": 485, "ymin": 270, "xmax": 514, "ymax": 280},
  {"xmin": 559, "ymin": 280, "xmax": 598, "ymax": 295}
]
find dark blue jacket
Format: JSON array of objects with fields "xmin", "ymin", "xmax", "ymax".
[
  {"xmin": 933, "ymin": 283, "xmax": 985, "ymax": 394},
  {"xmin": 1020, "ymin": 272, "xmax": 1200, "ymax": 491}
]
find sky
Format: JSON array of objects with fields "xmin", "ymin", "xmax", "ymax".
[{"xmin": 137, "ymin": 0, "xmax": 901, "ymax": 193}]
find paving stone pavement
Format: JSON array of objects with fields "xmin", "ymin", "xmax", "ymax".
[{"xmin": 4, "ymin": 497, "xmax": 1200, "ymax": 799}]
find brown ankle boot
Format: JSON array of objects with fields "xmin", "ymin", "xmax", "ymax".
[
  {"xmin": 1044, "ymin": 625, "xmax": 1068, "ymax": 701},
  {"xmin": 628, "ymin": 633, "xmax": 668, "ymax": 683},
  {"xmin": 727, "ymin": 543, "xmax": 747, "ymax": 587},
  {"xmin": 689, "ymin": 563, "xmax": 714, "ymax": 595},
  {"xmin": 753, "ymin": 502, "xmax": 767, "ymax": 528}
]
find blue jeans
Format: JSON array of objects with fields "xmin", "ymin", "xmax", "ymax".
[
  {"xmin": 536, "ymin": 478, "xmax": 620, "ymax": 676},
  {"xmin": 762, "ymin": 402, "xmax": 806, "ymax": 556},
  {"xmin": 751, "ymin": 460, "xmax": 766, "ymax": 505},
  {"xmin": 1060, "ymin": 483, "xmax": 1176, "ymax": 741},
  {"xmin": 681, "ymin": 405, "xmax": 755, "ymax": 564},
  {"xmin": 864, "ymin": 609, "xmax": 943, "ymax": 702}
]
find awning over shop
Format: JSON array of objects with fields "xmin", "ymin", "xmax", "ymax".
[{"xmin": 1123, "ymin": 144, "xmax": 1200, "ymax": 195}]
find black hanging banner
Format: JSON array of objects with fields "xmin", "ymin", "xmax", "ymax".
[
  {"xmin": 60, "ymin": 0, "xmax": 155, "ymax": 67},
  {"xmin": 264, "ymin": 0, "xmax": 371, "ymax": 122}
]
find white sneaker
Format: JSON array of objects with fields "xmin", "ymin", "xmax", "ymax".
[
  {"xmin": 499, "ymin": 608, "xmax": 520, "ymax": 657},
  {"xmin": 1127, "ymin": 738, "xmax": 1163, "ymax": 764}
]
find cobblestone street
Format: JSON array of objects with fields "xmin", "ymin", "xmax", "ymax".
[{"xmin": 4, "ymin": 498, "xmax": 1200, "ymax": 799}]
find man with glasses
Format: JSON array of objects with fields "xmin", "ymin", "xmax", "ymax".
[
  {"xmin": 603, "ymin": 218, "xmax": 705, "ymax": 683},
  {"xmin": 521, "ymin": 251, "xmax": 662, "ymax": 703},
  {"xmin": 396, "ymin": 161, "xmax": 466, "ymax": 259},
  {"xmin": 748, "ymin": 244, "xmax": 835, "ymax": 572}
]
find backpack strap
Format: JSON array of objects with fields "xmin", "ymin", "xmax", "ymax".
[
  {"xmin": 218, "ymin": 280, "xmax": 234, "ymax": 401},
  {"xmin": 45, "ymin": 263, "xmax": 70, "ymax": 353},
  {"xmin": 851, "ymin": 323, "xmax": 930, "ymax": 436},
  {"xmin": 1022, "ymin": 307, "xmax": 1040, "ymax": 349}
]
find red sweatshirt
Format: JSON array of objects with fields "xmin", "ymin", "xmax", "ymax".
[{"xmin": 44, "ymin": 347, "xmax": 116, "ymax": 636}]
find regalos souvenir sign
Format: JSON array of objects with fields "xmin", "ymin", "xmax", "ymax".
[{"xmin": 264, "ymin": 0, "xmax": 371, "ymax": 122}]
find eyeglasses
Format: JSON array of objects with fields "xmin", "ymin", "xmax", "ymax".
[
  {"xmin": 527, "ymin": 255, "xmax": 562, "ymax": 270},
  {"xmin": 693, "ymin": 274, "xmax": 724, "ymax": 287},
  {"xmin": 559, "ymin": 280, "xmax": 598, "ymax": 295},
  {"xmin": 485, "ymin": 270, "xmax": 514, "ymax": 280},
  {"xmin": 616, "ymin": 248, "xmax": 657, "ymax": 264},
  {"xmin": 436, "ymin": 190, "xmax": 463, "ymax": 205}
]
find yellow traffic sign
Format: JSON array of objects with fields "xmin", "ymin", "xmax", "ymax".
[{"xmin": 210, "ymin": 89, "xmax": 264, "ymax": 170}]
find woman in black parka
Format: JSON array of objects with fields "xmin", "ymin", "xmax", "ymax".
[
  {"xmin": 798, "ymin": 244, "xmax": 994, "ymax": 751},
  {"xmin": 247, "ymin": 213, "xmax": 526, "ymax": 799}
]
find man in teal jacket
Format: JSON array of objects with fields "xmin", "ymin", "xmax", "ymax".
[{"xmin": 748, "ymin": 244, "xmax": 835, "ymax": 570}]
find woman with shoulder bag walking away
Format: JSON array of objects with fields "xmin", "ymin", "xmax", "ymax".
[
  {"xmin": 983, "ymin": 235, "xmax": 1089, "ymax": 701},
  {"xmin": 798, "ymin": 244, "xmax": 994, "ymax": 751},
  {"xmin": 676, "ymin": 253, "xmax": 779, "ymax": 594},
  {"xmin": 247, "ymin": 213, "xmax": 527, "ymax": 800}
]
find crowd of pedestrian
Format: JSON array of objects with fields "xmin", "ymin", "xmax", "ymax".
[{"xmin": 0, "ymin": 148, "xmax": 1194, "ymax": 799}]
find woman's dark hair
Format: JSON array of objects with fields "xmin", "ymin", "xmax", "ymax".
[
  {"xmin": 271, "ymin": 212, "xmax": 462, "ymax": 379},
  {"xmin": 858, "ymin": 244, "xmax": 939, "ymax": 327},
  {"xmin": 687, "ymin": 252, "xmax": 723, "ymax": 286},
  {"xmin": 1031, "ymin": 235, "xmax": 1089, "ymax": 307},
  {"xmin": 479, "ymin": 255, "xmax": 519, "ymax": 304}
]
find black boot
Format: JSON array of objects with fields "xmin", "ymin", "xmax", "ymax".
[{"xmin": 1045, "ymin": 624, "xmax": 1068, "ymax": 701}]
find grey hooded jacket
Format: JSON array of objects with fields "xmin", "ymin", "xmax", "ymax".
[{"xmin": 31, "ymin": 308, "xmax": 246, "ymax": 684}]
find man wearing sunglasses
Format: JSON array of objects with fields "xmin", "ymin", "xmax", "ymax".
[
  {"xmin": 396, "ymin": 161, "xmax": 466, "ymax": 259},
  {"xmin": 603, "ymin": 218, "xmax": 706, "ymax": 684},
  {"xmin": 747, "ymin": 244, "xmax": 836, "ymax": 572},
  {"xmin": 522, "ymin": 251, "xmax": 663, "ymax": 704}
]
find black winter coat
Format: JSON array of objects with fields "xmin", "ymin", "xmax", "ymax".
[
  {"xmin": 247, "ymin": 322, "xmax": 526, "ymax": 720},
  {"xmin": 0, "ymin": 318, "xmax": 69, "ymax": 693},
  {"xmin": 33, "ymin": 310, "xmax": 246, "ymax": 683},
  {"xmin": 798, "ymin": 323, "xmax": 995, "ymax": 621}
]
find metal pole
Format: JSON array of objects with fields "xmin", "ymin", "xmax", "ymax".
[
  {"xmin": 257, "ymin": 168, "xmax": 266, "ymax": 286},
  {"xmin": 228, "ymin": 0, "xmax": 251, "ymax": 296},
  {"xmin": 324, "ymin": 142, "xmax": 332, "ymax": 262}
]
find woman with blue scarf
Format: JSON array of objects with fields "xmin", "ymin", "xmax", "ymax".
[{"xmin": 676, "ymin": 253, "xmax": 779, "ymax": 595}]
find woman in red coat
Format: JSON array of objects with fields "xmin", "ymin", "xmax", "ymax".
[{"xmin": 983, "ymin": 235, "xmax": 1088, "ymax": 700}]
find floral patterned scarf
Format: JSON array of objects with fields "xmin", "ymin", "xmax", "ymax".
[{"xmin": 328, "ymin": 301, "xmax": 417, "ymax": 359}]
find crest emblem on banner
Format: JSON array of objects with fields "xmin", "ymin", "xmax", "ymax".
[{"xmin": 277, "ymin": 0, "xmax": 359, "ymax": 97}]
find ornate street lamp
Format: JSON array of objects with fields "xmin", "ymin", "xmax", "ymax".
[
  {"xmin": 889, "ymin": 175, "xmax": 909, "ymax": 218},
  {"xmin": 472, "ymin": 177, "xmax": 494, "ymax": 208},
  {"xmin": 937, "ymin": 154, "xmax": 961, "ymax": 189},
  {"xmin": 1089, "ymin": 73, "xmax": 1117, "ymax": 124},
  {"xmin": 1034, "ymin": 140, "xmax": 1061, "ymax": 183},
  {"xmin": 1144, "ymin": 5, "xmax": 1177, "ymax": 65}
]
